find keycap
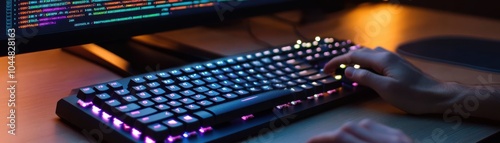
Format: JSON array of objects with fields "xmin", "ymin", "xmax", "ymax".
[
  {"xmin": 171, "ymin": 107, "xmax": 187, "ymax": 114},
  {"xmin": 156, "ymin": 72, "xmax": 170, "ymax": 79},
  {"xmin": 169, "ymin": 70, "xmax": 183, "ymax": 76},
  {"xmin": 230, "ymin": 84, "xmax": 244, "ymax": 90},
  {"xmin": 179, "ymin": 98, "xmax": 195, "ymax": 104},
  {"xmin": 92, "ymin": 93, "xmax": 111, "ymax": 106},
  {"xmin": 94, "ymin": 84, "xmax": 109, "ymax": 92},
  {"xmin": 152, "ymin": 96, "xmax": 167, "ymax": 103},
  {"xmin": 145, "ymin": 123, "xmax": 169, "ymax": 141},
  {"xmin": 236, "ymin": 56, "xmax": 246, "ymax": 62},
  {"xmin": 136, "ymin": 111, "xmax": 174, "ymax": 130},
  {"xmin": 205, "ymin": 90, "xmax": 220, "ymax": 96},
  {"xmin": 294, "ymin": 64, "xmax": 312, "ymax": 70},
  {"xmin": 188, "ymin": 73, "xmax": 201, "ymax": 79},
  {"xmin": 205, "ymin": 63, "xmax": 217, "ymax": 69},
  {"xmin": 179, "ymin": 82, "xmax": 194, "ymax": 88},
  {"xmin": 162, "ymin": 119, "xmax": 184, "ymax": 135},
  {"xmin": 235, "ymin": 90, "xmax": 249, "ymax": 96},
  {"xmin": 165, "ymin": 93, "xmax": 182, "ymax": 100},
  {"xmin": 136, "ymin": 92, "xmax": 152, "ymax": 99},
  {"xmin": 185, "ymin": 104, "xmax": 201, "ymax": 111},
  {"xmin": 146, "ymin": 82, "xmax": 161, "ymax": 89},
  {"xmin": 121, "ymin": 95, "xmax": 138, "ymax": 103},
  {"xmin": 125, "ymin": 107, "xmax": 157, "ymax": 123},
  {"xmin": 197, "ymin": 100, "xmax": 213, "ymax": 107},
  {"xmin": 166, "ymin": 85, "xmax": 181, "ymax": 92},
  {"xmin": 207, "ymin": 83, "xmax": 222, "ymax": 89},
  {"xmin": 167, "ymin": 101, "xmax": 182, "ymax": 107},
  {"xmin": 191, "ymin": 94, "xmax": 206, "ymax": 101},
  {"xmin": 101, "ymin": 99, "xmax": 122, "ymax": 113},
  {"xmin": 226, "ymin": 58, "xmax": 237, "ymax": 64},
  {"xmin": 180, "ymin": 90, "xmax": 196, "ymax": 96},
  {"xmin": 177, "ymin": 76, "xmax": 190, "ymax": 82},
  {"xmin": 222, "ymin": 93, "xmax": 238, "ymax": 99},
  {"xmin": 155, "ymin": 104, "xmax": 170, "ymax": 111},
  {"xmin": 77, "ymin": 87, "xmax": 96, "ymax": 102},
  {"xmin": 130, "ymin": 77, "xmax": 146, "ymax": 85},
  {"xmin": 211, "ymin": 69, "xmax": 224, "ymax": 75},
  {"xmin": 104, "ymin": 99, "xmax": 121, "ymax": 107},
  {"xmin": 217, "ymin": 87, "xmax": 232, "ymax": 93},
  {"xmin": 210, "ymin": 97, "xmax": 226, "ymax": 103},
  {"xmin": 182, "ymin": 67, "xmax": 195, "ymax": 73},
  {"xmin": 178, "ymin": 115, "xmax": 200, "ymax": 131},
  {"xmin": 144, "ymin": 75, "xmax": 159, "ymax": 81},
  {"xmin": 107, "ymin": 82, "xmax": 123, "ymax": 89},
  {"xmin": 203, "ymin": 77, "xmax": 218, "ymax": 83},
  {"xmin": 286, "ymin": 59, "xmax": 305, "ymax": 65},
  {"xmin": 193, "ymin": 111, "xmax": 215, "ymax": 126},
  {"xmin": 222, "ymin": 67, "xmax": 233, "ymax": 73},
  {"xmin": 116, "ymin": 103, "xmax": 141, "ymax": 113},
  {"xmin": 138, "ymin": 100, "xmax": 155, "ymax": 107},
  {"xmin": 205, "ymin": 90, "xmax": 293, "ymax": 125},
  {"xmin": 194, "ymin": 86, "xmax": 210, "ymax": 93},
  {"xmin": 200, "ymin": 71, "xmax": 212, "ymax": 77},
  {"xmin": 193, "ymin": 65, "xmax": 206, "ymax": 71},
  {"xmin": 226, "ymin": 73, "xmax": 239, "ymax": 78},
  {"xmin": 131, "ymin": 85, "xmax": 147, "ymax": 92},
  {"xmin": 161, "ymin": 79, "xmax": 175, "ymax": 85},
  {"xmin": 307, "ymin": 73, "xmax": 330, "ymax": 81},
  {"xmin": 215, "ymin": 60, "xmax": 227, "ymax": 66},
  {"xmin": 114, "ymin": 89, "xmax": 130, "ymax": 96},
  {"xmin": 319, "ymin": 77, "xmax": 342, "ymax": 90},
  {"xmin": 150, "ymin": 88, "xmax": 166, "ymax": 96},
  {"xmin": 192, "ymin": 79, "xmax": 206, "ymax": 86},
  {"xmin": 215, "ymin": 75, "xmax": 229, "ymax": 80},
  {"xmin": 298, "ymin": 69, "xmax": 318, "ymax": 77}
]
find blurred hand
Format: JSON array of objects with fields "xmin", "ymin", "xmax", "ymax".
[
  {"xmin": 308, "ymin": 119, "xmax": 412, "ymax": 143},
  {"xmin": 323, "ymin": 47, "xmax": 460, "ymax": 114}
]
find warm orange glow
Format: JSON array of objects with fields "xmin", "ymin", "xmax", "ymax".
[
  {"xmin": 341, "ymin": 3, "xmax": 406, "ymax": 52},
  {"xmin": 82, "ymin": 44, "xmax": 130, "ymax": 69}
]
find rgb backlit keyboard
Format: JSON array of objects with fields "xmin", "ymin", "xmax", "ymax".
[{"xmin": 56, "ymin": 37, "xmax": 375, "ymax": 143}]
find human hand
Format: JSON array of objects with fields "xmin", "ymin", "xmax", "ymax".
[
  {"xmin": 308, "ymin": 119, "xmax": 412, "ymax": 143},
  {"xmin": 323, "ymin": 47, "xmax": 460, "ymax": 114}
]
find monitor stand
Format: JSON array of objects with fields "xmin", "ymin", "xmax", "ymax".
[{"xmin": 63, "ymin": 35, "xmax": 222, "ymax": 77}]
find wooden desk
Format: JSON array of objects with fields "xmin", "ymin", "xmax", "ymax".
[{"xmin": 1, "ymin": 3, "xmax": 500, "ymax": 143}]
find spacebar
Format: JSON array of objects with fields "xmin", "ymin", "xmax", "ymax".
[{"xmin": 206, "ymin": 90, "xmax": 293, "ymax": 125}]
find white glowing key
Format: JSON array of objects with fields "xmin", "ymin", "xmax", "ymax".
[
  {"xmin": 167, "ymin": 120, "xmax": 178, "ymax": 125},
  {"xmin": 297, "ymin": 40, "xmax": 302, "ymax": 44},
  {"xmin": 335, "ymin": 75, "xmax": 342, "ymax": 80},
  {"xmin": 339, "ymin": 64, "xmax": 346, "ymax": 69},
  {"xmin": 145, "ymin": 137, "xmax": 156, "ymax": 143},
  {"xmin": 315, "ymin": 36, "xmax": 321, "ymax": 41},
  {"xmin": 354, "ymin": 64, "xmax": 361, "ymax": 69},
  {"xmin": 294, "ymin": 44, "xmax": 300, "ymax": 49},
  {"xmin": 183, "ymin": 115, "xmax": 193, "ymax": 121}
]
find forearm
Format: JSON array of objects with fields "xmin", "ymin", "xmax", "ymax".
[{"xmin": 438, "ymin": 82, "xmax": 500, "ymax": 121}]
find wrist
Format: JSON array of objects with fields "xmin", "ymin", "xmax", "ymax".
[{"xmin": 429, "ymin": 82, "xmax": 468, "ymax": 114}]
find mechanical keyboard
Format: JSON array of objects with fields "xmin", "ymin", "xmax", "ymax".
[{"xmin": 56, "ymin": 37, "xmax": 376, "ymax": 143}]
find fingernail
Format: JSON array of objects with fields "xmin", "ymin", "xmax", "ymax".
[{"xmin": 345, "ymin": 67, "xmax": 355, "ymax": 78}]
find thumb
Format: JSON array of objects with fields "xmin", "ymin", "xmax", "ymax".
[{"xmin": 344, "ymin": 67, "xmax": 389, "ymax": 91}]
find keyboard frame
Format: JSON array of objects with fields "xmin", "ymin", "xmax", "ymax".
[{"xmin": 56, "ymin": 41, "xmax": 377, "ymax": 143}]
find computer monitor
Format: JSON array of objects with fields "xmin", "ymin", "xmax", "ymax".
[{"xmin": 1, "ymin": 0, "xmax": 317, "ymax": 56}]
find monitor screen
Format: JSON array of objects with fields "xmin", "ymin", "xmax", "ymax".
[{"xmin": 1, "ymin": 0, "xmax": 305, "ymax": 55}]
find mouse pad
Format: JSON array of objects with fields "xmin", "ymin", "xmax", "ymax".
[{"xmin": 396, "ymin": 36, "xmax": 500, "ymax": 73}]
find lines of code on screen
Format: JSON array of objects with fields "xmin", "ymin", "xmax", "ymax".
[{"xmin": 13, "ymin": 0, "xmax": 222, "ymax": 35}]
